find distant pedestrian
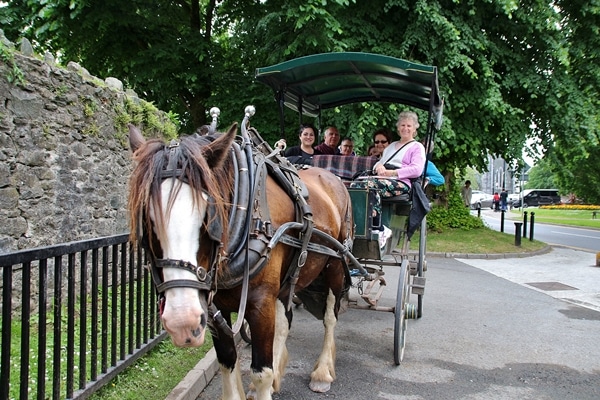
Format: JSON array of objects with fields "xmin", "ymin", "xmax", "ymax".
[
  {"xmin": 493, "ymin": 192, "xmax": 500, "ymax": 211},
  {"xmin": 461, "ymin": 180, "xmax": 472, "ymax": 207},
  {"xmin": 500, "ymin": 188, "xmax": 508, "ymax": 211}
]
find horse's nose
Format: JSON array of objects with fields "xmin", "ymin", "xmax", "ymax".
[
  {"xmin": 161, "ymin": 300, "xmax": 207, "ymax": 347},
  {"xmin": 163, "ymin": 316, "xmax": 206, "ymax": 347}
]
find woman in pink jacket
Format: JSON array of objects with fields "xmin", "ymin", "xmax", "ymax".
[{"xmin": 369, "ymin": 110, "xmax": 426, "ymax": 197}]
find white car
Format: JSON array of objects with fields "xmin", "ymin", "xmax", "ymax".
[{"xmin": 470, "ymin": 190, "xmax": 495, "ymax": 210}]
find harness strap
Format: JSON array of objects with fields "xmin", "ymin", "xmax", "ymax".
[
  {"xmin": 226, "ymin": 141, "xmax": 250, "ymax": 258},
  {"xmin": 156, "ymin": 279, "xmax": 210, "ymax": 293},
  {"xmin": 153, "ymin": 258, "xmax": 212, "ymax": 294}
]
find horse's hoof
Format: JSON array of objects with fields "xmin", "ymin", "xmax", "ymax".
[{"xmin": 309, "ymin": 381, "xmax": 331, "ymax": 393}]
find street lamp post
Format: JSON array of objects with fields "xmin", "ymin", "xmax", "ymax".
[{"xmin": 502, "ymin": 159, "xmax": 506, "ymax": 189}]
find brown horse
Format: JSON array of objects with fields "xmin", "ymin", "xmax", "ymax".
[{"xmin": 127, "ymin": 123, "xmax": 353, "ymax": 399}]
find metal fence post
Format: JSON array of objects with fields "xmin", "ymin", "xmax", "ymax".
[
  {"xmin": 529, "ymin": 212, "xmax": 535, "ymax": 241},
  {"xmin": 522, "ymin": 211, "xmax": 528, "ymax": 238},
  {"xmin": 514, "ymin": 222, "xmax": 523, "ymax": 246}
]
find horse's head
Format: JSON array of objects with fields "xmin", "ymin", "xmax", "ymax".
[{"xmin": 127, "ymin": 123, "xmax": 236, "ymax": 347}]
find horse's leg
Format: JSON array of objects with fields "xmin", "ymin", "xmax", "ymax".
[
  {"xmin": 309, "ymin": 288, "xmax": 338, "ymax": 393},
  {"xmin": 272, "ymin": 299, "xmax": 291, "ymax": 391},
  {"xmin": 245, "ymin": 299, "xmax": 277, "ymax": 400},
  {"xmin": 209, "ymin": 316, "xmax": 245, "ymax": 400},
  {"xmin": 219, "ymin": 360, "xmax": 245, "ymax": 400}
]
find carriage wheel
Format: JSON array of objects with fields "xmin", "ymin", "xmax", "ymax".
[
  {"xmin": 240, "ymin": 319, "xmax": 252, "ymax": 344},
  {"xmin": 417, "ymin": 216, "xmax": 427, "ymax": 318},
  {"xmin": 394, "ymin": 259, "xmax": 410, "ymax": 365}
]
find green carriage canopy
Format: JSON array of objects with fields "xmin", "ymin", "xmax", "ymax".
[{"xmin": 255, "ymin": 52, "xmax": 443, "ymax": 129}]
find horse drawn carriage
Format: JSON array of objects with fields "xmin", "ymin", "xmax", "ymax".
[{"xmin": 127, "ymin": 52, "xmax": 443, "ymax": 399}]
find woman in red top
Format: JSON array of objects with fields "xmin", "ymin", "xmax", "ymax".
[{"xmin": 493, "ymin": 192, "xmax": 500, "ymax": 212}]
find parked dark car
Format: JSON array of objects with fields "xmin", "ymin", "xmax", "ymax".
[{"xmin": 512, "ymin": 189, "xmax": 561, "ymax": 208}]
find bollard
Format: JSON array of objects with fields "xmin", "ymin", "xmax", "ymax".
[
  {"xmin": 522, "ymin": 211, "xmax": 528, "ymax": 238},
  {"xmin": 477, "ymin": 205, "xmax": 481, "ymax": 218},
  {"xmin": 500, "ymin": 210, "xmax": 505, "ymax": 232},
  {"xmin": 514, "ymin": 222, "xmax": 523, "ymax": 246},
  {"xmin": 529, "ymin": 212, "xmax": 535, "ymax": 241}
]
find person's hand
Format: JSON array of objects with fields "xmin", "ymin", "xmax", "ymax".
[{"xmin": 375, "ymin": 165, "xmax": 395, "ymax": 177}]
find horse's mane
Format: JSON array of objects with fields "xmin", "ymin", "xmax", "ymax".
[{"xmin": 128, "ymin": 134, "xmax": 233, "ymax": 250}]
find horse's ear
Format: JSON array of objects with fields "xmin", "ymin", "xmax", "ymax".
[
  {"xmin": 128, "ymin": 124, "xmax": 146, "ymax": 152},
  {"xmin": 203, "ymin": 123, "xmax": 237, "ymax": 168}
]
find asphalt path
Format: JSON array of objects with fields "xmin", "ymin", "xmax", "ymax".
[{"xmin": 196, "ymin": 251, "xmax": 600, "ymax": 399}]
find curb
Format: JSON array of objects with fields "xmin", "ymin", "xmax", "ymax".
[
  {"xmin": 166, "ymin": 348, "xmax": 219, "ymax": 400},
  {"xmin": 425, "ymin": 245, "xmax": 553, "ymax": 259},
  {"xmin": 167, "ymin": 334, "xmax": 243, "ymax": 400},
  {"xmin": 166, "ymin": 246, "xmax": 553, "ymax": 399}
]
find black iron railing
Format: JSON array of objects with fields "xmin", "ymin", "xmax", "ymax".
[{"xmin": 0, "ymin": 234, "xmax": 166, "ymax": 400}]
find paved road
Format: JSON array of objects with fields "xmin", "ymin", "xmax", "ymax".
[
  {"xmin": 475, "ymin": 208, "xmax": 600, "ymax": 252},
  {"xmin": 194, "ymin": 249, "xmax": 600, "ymax": 400}
]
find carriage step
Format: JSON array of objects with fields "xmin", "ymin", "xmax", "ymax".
[
  {"xmin": 405, "ymin": 303, "xmax": 417, "ymax": 319},
  {"xmin": 411, "ymin": 276, "xmax": 426, "ymax": 295},
  {"xmin": 409, "ymin": 260, "xmax": 418, "ymax": 275},
  {"xmin": 408, "ymin": 259, "xmax": 427, "ymax": 275}
]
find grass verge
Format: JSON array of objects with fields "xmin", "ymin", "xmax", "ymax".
[
  {"xmin": 509, "ymin": 208, "xmax": 600, "ymax": 229},
  {"xmin": 89, "ymin": 335, "xmax": 212, "ymax": 400},
  {"xmin": 422, "ymin": 226, "xmax": 547, "ymax": 254}
]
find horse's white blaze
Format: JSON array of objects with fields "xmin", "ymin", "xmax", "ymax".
[
  {"xmin": 152, "ymin": 180, "xmax": 208, "ymax": 346},
  {"xmin": 309, "ymin": 289, "xmax": 337, "ymax": 393},
  {"xmin": 220, "ymin": 361, "xmax": 245, "ymax": 400},
  {"xmin": 272, "ymin": 299, "xmax": 289, "ymax": 392}
]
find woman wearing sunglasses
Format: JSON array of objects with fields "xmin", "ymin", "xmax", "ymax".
[{"xmin": 371, "ymin": 127, "xmax": 393, "ymax": 158}]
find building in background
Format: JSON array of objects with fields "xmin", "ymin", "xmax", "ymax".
[{"xmin": 475, "ymin": 156, "xmax": 531, "ymax": 195}]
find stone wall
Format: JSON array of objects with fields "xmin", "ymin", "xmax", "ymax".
[{"xmin": 0, "ymin": 34, "xmax": 175, "ymax": 253}]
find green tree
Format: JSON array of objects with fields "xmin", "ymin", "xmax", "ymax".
[
  {"xmin": 541, "ymin": 0, "xmax": 600, "ymax": 204},
  {"xmin": 1, "ymin": 0, "xmax": 247, "ymax": 132},
  {"xmin": 548, "ymin": 147, "xmax": 600, "ymax": 204},
  {"xmin": 524, "ymin": 159, "xmax": 558, "ymax": 190},
  {"xmin": 2, "ymin": 0, "xmax": 599, "ymax": 191}
]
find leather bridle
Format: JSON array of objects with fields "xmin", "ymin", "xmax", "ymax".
[
  {"xmin": 144, "ymin": 139, "xmax": 221, "ymax": 308},
  {"xmin": 152, "ymin": 258, "xmax": 212, "ymax": 294}
]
